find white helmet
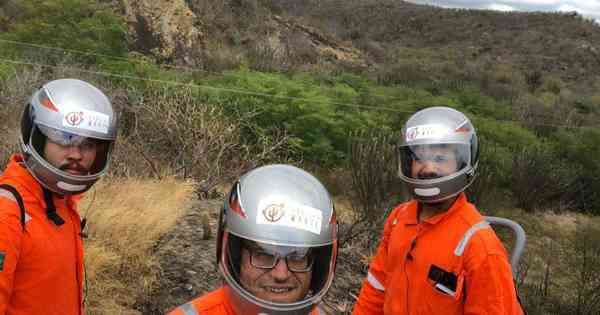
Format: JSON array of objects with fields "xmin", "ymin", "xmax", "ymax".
[
  {"xmin": 20, "ymin": 78, "xmax": 118, "ymax": 195},
  {"xmin": 217, "ymin": 164, "xmax": 338, "ymax": 315},
  {"xmin": 398, "ymin": 106, "xmax": 479, "ymax": 203}
]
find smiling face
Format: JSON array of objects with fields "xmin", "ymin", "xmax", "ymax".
[
  {"xmin": 43, "ymin": 139, "xmax": 97, "ymax": 176},
  {"xmin": 238, "ymin": 246, "xmax": 312, "ymax": 303}
]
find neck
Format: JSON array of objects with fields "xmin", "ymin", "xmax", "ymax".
[{"xmin": 417, "ymin": 196, "xmax": 458, "ymax": 222}]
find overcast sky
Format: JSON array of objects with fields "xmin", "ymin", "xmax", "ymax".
[{"xmin": 405, "ymin": 0, "xmax": 600, "ymax": 22}]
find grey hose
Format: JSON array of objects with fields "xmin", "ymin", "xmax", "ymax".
[{"xmin": 484, "ymin": 216, "xmax": 527, "ymax": 277}]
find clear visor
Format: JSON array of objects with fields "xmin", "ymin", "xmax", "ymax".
[
  {"xmin": 243, "ymin": 241, "xmax": 315, "ymax": 273},
  {"xmin": 31, "ymin": 124, "xmax": 112, "ymax": 176},
  {"xmin": 38, "ymin": 125, "xmax": 96, "ymax": 147},
  {"xmin": 223, "ymin": 233, "xmax": 335, "ymax": 301},
  {"xmin": 399, "ymin": 143, "xmax": 471, "ymax": 180}
]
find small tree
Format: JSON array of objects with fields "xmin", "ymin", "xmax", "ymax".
[
  {"xmin": 344, "ymin": 130, "xmax": 403, "ymax": 246},
  {"xmin": 112, "ymin": 86, "xmax": 290, "ymax": 198},
  {"xmin": 566, "ymin": 219, "xmax": 600, "ymax": 315}
]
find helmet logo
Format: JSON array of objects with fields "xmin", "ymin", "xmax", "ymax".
[
  {"xmin": 65, "ymin": 112, "xmax": 85, "ymax": 126},
  {"xmin": 406, "ymin": 124, "xmax": 450, "ymax": 142},
  {"xmin": 263, "ymin": 203, "xmax": 285, "ymax": 222},
  {"xmin": 406, "ymin": 128, "xmax": 418, "ymax": 142},
  {"xmin": 62, "ymin": 108, "xmax": 110, "ymax": 134},
  {"xmin": 257, "ymin": 197, "xmax": 324, "ymax": 235}
]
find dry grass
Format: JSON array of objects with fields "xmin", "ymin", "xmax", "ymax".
[{"xmin": 80, "ymin": 177, "xmax": 197, "ymax": 315}]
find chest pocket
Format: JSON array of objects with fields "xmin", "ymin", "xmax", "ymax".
[{"xmin": 421, "ymin": 221, "xmax": 491, "ymax": 314}]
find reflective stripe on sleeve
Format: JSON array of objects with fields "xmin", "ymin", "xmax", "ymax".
[
  {"xmin": 0, "ymin": 188, "xmax": 17, "ymax": 203},
  {"xmin": 367, "ymin": 271, "xmax": 385, "ymax": 291},
  {"xmin": 179, "ymin": 303, "xmax": 199, "ymax": 315},
  {"xmin": 454, "ymin": 221, "xmax": 491, "ymax": 257},
  {"xmin": 0, "ymin": 188, "xmax": 31, "ymax": 223}
]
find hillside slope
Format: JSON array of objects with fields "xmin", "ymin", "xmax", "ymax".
[{"xmin": 119, "ymin": 0, "xmax": 600, "ymax": 93}]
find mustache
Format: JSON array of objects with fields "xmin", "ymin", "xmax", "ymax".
[
  {"xmin": 417, "ymin": 172, "xmax": 440, "ymax": 179},
  {"xmin": 59, "ymin": 163, "xmax": 89, "ymax": 174}
]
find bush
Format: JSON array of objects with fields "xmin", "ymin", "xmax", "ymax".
[
  {"xmin": 510, "ymin": 146, "xmax": 581, "ymax": 212},
  {"xmin": 111, "ymin": 85, "xmax": 289, "ymax": 197},
  {"xmin": 1, "ymin": 0, "xmax": 127, "ymax": 63}
]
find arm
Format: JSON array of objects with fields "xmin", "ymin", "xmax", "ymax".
[
  {"xmin": 463, "ymin": 236, "xmax": 524, "ymax": 315},
  {"xmin": 352, "ymin": 211, "xmax": 399, "ymax": 315},
  {"xmin": 0, "ymin": 199, "xmax": 24, "ymax": 315}
]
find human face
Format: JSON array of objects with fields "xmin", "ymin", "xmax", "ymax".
[
  {"xmin": 43, "ymin": 139, "xmax": 98, "ymax": 176},
  {"xmin": 410, "ymin": 144, "xmax": 459, "ymax": 179},
  {"xmin": 239, "ymin": 244, "xmax": 312, "ymax": 303}
]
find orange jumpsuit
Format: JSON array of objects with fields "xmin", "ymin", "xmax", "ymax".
[
  {"xmin": 168, "ymin": 286, "xmax": 325, "ymax": 315},
  {"xmin": 0, "ymin": 155, "xmax": 84, "ymax": 315},
  {"xmin": 353, "ymin": 193, "xmax": 524, "ymax": 315}
]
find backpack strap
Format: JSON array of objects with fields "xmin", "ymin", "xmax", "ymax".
[{"xmin": 0, "ymin": 184, "xmax": 27, "ymax": 231}]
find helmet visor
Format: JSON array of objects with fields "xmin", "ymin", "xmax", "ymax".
[
  {"xmin": 243, "ymin": 241, "xmax": 315, "ymax": 273},
  {"xmin": 32, "ymin": 124, "xmax": 112, "ymax": 176},
  {"xmin": 222, "ymin": 233, "xmax": 336, "ymax": 304},
  {"xmin": 399, "ymin": 143, "xmax": 471, "ymax": 180},
  {"xmin": 38, "ymin": 125, "xmax": 96, "ymax": 147}
]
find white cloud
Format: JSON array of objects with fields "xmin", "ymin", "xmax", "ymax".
[
  {"xmin": 406, "ymin": 1, "xmax": 600, "ymax": 22},
  {"xmin": 488, "ymin": 4, "xmax": 515, "ymax": 11}
]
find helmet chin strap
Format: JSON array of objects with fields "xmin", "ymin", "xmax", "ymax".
[{"xmin": 42, "ymin": 186, "xmax": 64, "ymax": 226}]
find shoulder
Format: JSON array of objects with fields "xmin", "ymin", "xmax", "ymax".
[
  {"xmin": 453, "ymin": 201, "xmax": 509, "ymax": 259},
  {"xmin": 188, "ymin": 287, "xmax": 230, "ymax": 314},
  {"xmin": 461, "ymin": 223, "xmax": 510, "ymax": 271},
  {"xmin": 0, "ymin": 186, "xmax": 23, "ymax": 219},
  {"xmin": 454, "ymin": 199, "xmax": 485, "ymax": 227},
  {"xmin": 387, "ymin": 200, "xmax": 415, "ymax": 222}
]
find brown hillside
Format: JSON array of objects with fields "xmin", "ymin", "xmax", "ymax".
[
  {"xmin": 287, "ymin": 0, "xmax": 600, "ymax": 81},
  {"xmin": 120, "ymin": 0, "xmax": 600, "ymax": 96},
  {"xmin": 121, "ymin": 0, "xmax": 368, "ymax": 71}
]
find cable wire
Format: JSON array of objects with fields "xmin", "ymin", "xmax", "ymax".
[{"xmin": 0, "ymin": 57, "xmax": 597, "ymax": 130}]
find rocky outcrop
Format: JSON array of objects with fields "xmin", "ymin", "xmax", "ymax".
[
  {"xmin": 120, "ymin": 0, "xmax": 367, "ymax": 69},
  {"xmin": 271, "ymin": 15, "xmax": 368, "ymax": 68},
  {"xmin": 121, "ymin": 0, "xmax": 203, "ymax": 65}
]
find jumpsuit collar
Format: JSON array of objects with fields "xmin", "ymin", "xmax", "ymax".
[{"xmin": 405, "ymin": 192, "xmax": 467, "ymax": 226}]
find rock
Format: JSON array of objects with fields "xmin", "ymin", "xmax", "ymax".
[{"xmin": 122, "ymin": 0, "xmax": 203, "ymax": 65}]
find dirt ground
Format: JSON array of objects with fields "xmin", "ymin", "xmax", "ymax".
[{"xmin": 138, "ymin": 199, "xmax": 371, "ymax": 315}]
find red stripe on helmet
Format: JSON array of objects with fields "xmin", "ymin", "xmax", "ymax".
[
  {"xmin": 40, "ymin": 97, "xmax": 59, "ymax": 112},
  {"xmin": 229, "ymin": 191, "xmax": 246, "ymax": 218}
]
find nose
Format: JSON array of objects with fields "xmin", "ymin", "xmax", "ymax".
[
  {"xmin": 416, "ymin": 160, "xmax": 439, "ymax": 179},
  {"xmin": 420, "ymin": 160, "xmax": 437, "ymax": 172},
  {"xmin": 269, "ymin": 258, "xmax": 292, "ymax": 280},
  {"xmin": 66, "ymin": 145, "xmax": 83, "ymax": 160}
]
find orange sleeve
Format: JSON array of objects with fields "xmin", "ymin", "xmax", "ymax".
[
  {"xmin": 463, "ymin": 248, "xmax": 524, "ymax": 314},
  {"xmin": 166, "ymin": 308, "xmax": 184, "ymax": 315},
  {"xmin": 352, "ymin": 210, "xmax": 399, "ymax": 315},
  {"xmin": 0, "ymin": 200, "xmax": 24, "ymax": 315}
]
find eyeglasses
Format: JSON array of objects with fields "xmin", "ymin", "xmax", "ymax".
[{"xmin": 245, "ymin": 245, "xmax": 314, "ymax": 273}]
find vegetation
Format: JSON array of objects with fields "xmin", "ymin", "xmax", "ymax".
[{"xmin": 81, "ymin": 177, "xmax": 196, "ymax": 315}]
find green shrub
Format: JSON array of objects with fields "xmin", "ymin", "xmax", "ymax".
[{"xmin": 1, "ymin": 0, "xmax": 127, "ymax": 63}]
